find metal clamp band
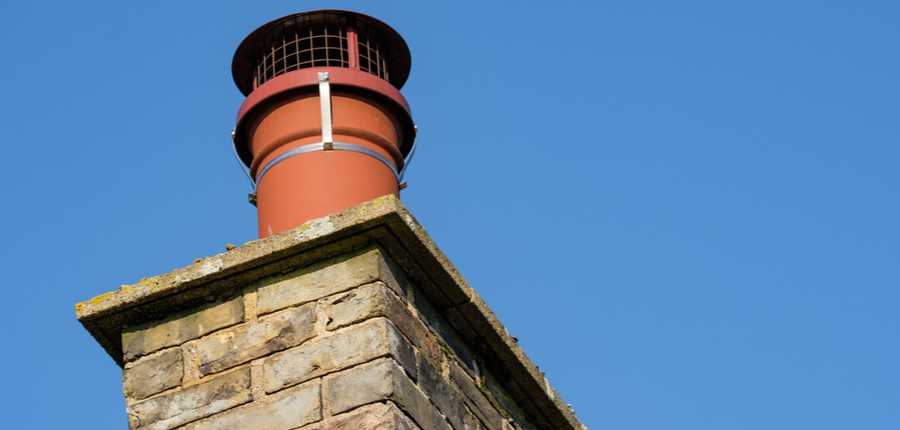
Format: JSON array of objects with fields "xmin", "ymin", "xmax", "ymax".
[
  {"xmin": 255, "ymin": 141, "xmax": 400, "ymax": 186},
  {"xmin": 398, "ymin": 124, "xmax": 418, "ymax": 182},
  {"xmin": 232, "ymin": 128, "xmax": 257, "ymax": 190}
]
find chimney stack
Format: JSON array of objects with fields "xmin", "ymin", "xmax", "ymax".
[
  {"xmin": 231, "ymin": 10, "xmax": 417, "ymax": 238},
  {"xmin": 77, "ymin": 11, "xmax": 586, "ymax": 430}
]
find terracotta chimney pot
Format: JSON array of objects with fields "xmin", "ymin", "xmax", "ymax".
[{"xmin": 231, "ymin": 10, "xmax": 416, "ymax": 238}]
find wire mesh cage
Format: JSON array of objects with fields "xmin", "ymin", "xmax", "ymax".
[
  {"xmin": 355, "ymin": 17, "xmax": 389, "ymax": 83},
  {"xmin": 252, "ymin": 11, "xmax": 389, "ymax": 88}
]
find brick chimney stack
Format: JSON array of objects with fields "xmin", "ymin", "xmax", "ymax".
[{"xmin": 77, "ymin": 10, "xmax": 585, "ymax": 430}]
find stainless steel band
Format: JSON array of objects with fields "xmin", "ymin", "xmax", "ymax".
[{"xmin": 254, "ymin": 141, "xmax": 400, "ymax": 185}]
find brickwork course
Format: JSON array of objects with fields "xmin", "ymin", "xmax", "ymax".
[{"xmin": 77, "ymin": 196, "xmax": 586, "ymax": 430}]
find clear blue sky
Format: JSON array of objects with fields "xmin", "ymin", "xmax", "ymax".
[{"xmin": 1, "ymin": 1, "xmax": 898, "ymax": 429}]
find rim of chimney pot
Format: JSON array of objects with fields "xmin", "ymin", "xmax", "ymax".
[{"xmin": 231, "ymin": 9, "xmax": 412, "ymax": 96}]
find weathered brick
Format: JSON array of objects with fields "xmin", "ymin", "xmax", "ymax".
[
  {"xmin": 126, "ymin": 367, "xmax": 251, "ymax": 430},
  {"xmin": 324, "ymin": 358, "xmax": 451, "ymax": 430},
  {"xmin": 325, "ymin": 283, "xmax": 393, "ymax": 330},
  {"xmin": 416, "ymin": 353, "xmax": 479, "ymax": 430},
  {"xmin": 122, "ymin": 296, "xmax": 243, "ymax": 362},
  {"xmin": 264, "ymin": 318, "xmax": 414, "ymax": 394},
  {"xmin": 326, "ymin": 283, "xmax": 441, "ymax": 367},
  {"xmin": 182, "ymin": 381, "xmax": 321, "ymax": 430},
  {"xmin": 410, "ymin": 290, "xmax": 477, "ymax": 377},
  {"xmin": 449, "ymin": 361, "xmax": 504, "ymax": 430},
  {"xmin": 485, "ymin": 370, "xmax": 537, "ymax": 430},
  {"xmin": 196, "ymin": 303, "xmax": 316, "ymax": 375},
  {"xmin": 307, "ymin": 402, "xmax": 420, "ymax": 430},
  {"xmin": 258, "ymin": 246, "xmax": 406, "ymax": 315},
  {"xmin": 123, "ymin": 348, "xmax": 183, "ymax": 401}
]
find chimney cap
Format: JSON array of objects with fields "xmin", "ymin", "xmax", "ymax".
[{"xmin": 232, "ymin": 10, "xmax": 412, "ymax": 96}]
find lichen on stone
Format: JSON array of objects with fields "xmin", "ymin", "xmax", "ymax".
[
  {"xmin": 292, "ymin": 216, "xmax": 334, "ymax": 242},
  {"xmin": 172, "ymin": 273, "xmax": 192, "ymax": 285},
  {"xmin": 197, "ymin": 258, "xmax": 223, "ymax": 277},
  {"xmin": 78, "ymin": 290, "xmax": 116, "ymax": 313},
  {"xmin": 137, "ymin": 277, "xmax": 160, "ymax": 289},
  {"xmin": 92, "ymin": 291, "xmax": 115, "ymax": 304},
  {"xmin": 358, "ymin": 194, "xmax": 395, "ymax": 216}
]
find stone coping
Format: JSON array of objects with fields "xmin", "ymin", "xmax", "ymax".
[{"xmin": 76, "ymin": 195, "xmax": 585, "ymax": 430}]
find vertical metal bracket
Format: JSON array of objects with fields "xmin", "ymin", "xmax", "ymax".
[{"xmin": 318, "ymin": 72, "xmax": 333, "ymax": 147}]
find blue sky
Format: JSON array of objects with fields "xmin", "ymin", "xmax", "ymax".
[{"xmin": 1, "ymin": 1, "xmax": 898, "ymax": 429}]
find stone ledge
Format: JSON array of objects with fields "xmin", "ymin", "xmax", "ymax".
[{"xmin": 77, "ymin": 195, "xmax": 585, "ymax": 430}]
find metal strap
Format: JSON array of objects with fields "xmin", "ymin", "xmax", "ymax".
[
  {"xmin": 255, "ymin": 141, "xmax": 400, "ymax": 185},
  {"xmin": 398, "ymin": 124, "xmax": 418, "ymax": 182},
  {"xmin": 232, "ymin": 128, "xmax": 257, "ymax": 190},
  {"xmin": 318, "ymin": 72, "xmax": 333, "ymax": 144}
]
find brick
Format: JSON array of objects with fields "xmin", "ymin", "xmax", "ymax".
[
  {"xmin": 126, "ymin": 367, "xmax": 251, "ymax": 430},
  {"xmin": 196, "ymin": 302, "xmax": 316, "ymax": 375},
  {"xmin": 183, "ymin": 381, "xmax": 321, "ymax": 430},
  {"xmin": 325, "ymin": 283, "xmax": 394, "ymax": 330},
  {"xmin": 123, "ymin": 348, "xmax": 183, "ymax": 401},
  {"xmin": 264, "ymin": 318, "xmax": 414, "ymax": 394},
  {"xmin": 326, "ymin": 283, "xmax": 441, "ymax": 367},
  {"xmin": 308, "ymin": 402, "xmax": 420, "ymax": 430},
  {"xmin": 122, "ymin": 296, "xmax": 243, "ymax": 362},
  {"xmin": 449, "ymin": 361, "xmax": 504, "ymax": 430},
  {"xmin": 258, "ymin": 246, "xmax": 406, "ymax": 315},
  {"xmin": 484, "ymin": 370, "xmax": 537, "ymax": 430},
  {"xmin": 416, "ymin": 353, "xmax": 479, "ymax": 430},
  {"xmin": 410, "ymin": 291, "xmax": 477, "ymax": 377},
  {"xmin": 324, "ymin": 359, "xmax": 451, "ymax": 430}
]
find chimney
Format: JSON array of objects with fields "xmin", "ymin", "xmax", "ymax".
[
  {"xmin": 230, "ymin": 10, "xmax": 417, "ymax": 238},
  {"xmin": 77, "ymin": 10, "xmax": 586, "ymax": 430}
]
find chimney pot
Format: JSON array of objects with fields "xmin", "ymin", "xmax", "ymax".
[{"xmin": 231, "ymin": 10, "xmax": 416, "ymax": 238}]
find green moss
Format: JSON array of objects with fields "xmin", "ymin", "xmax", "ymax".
[
  {"xmin": 435, "ymin": 335, "xmax": 454, "ymax": 360},
  {"xmin": 477, "ymin": 373, "xmax": 503, "ymax": 413},
  {"xmin": 416, "ymin": 346, "xmax": 443, "ymax": 374},
  {"xmin": 474, "ymin": 357, "xmax": 503, "ymax": 413},
  {"xmin": 477, "ymin": 384, "xmax": 502, "ymax": 413}
]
